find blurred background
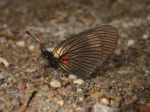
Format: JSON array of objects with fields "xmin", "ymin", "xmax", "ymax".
[{"xmin": 0, "ymin": 0, "xmax": 149, "ymax": 112}]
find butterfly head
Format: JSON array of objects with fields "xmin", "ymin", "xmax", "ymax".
[
  {"xmin": 41, "ymin": 48, "xmax": 59, "ymax": 69},
  {"xmin": 41, "ymin": 48, "xmax": 50, "ymax": 58},
  {"xmin": 26, "ymin": 31, "xmax": 59, "ymax": 69}
]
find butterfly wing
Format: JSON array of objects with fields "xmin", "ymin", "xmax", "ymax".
[
  {"xmin": 53, "ymin": 28, "xmax": 103, "ymax": 77},
  {"xmin": 52, "ymin": 25, "xmax": 118, "ymax": 77},
  {"xmin": 95, "ymin": 25, "xmax": 118, "ymax": 66}
]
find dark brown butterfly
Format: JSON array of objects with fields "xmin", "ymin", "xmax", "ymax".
[{"xmin": 26, "ymin": 25, "xmax": 118, "ymax": 78}]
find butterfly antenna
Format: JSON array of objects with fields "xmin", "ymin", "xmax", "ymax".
[{"xmin": 26, "ymin": 31, "xmax": 46, "ymax": 50}]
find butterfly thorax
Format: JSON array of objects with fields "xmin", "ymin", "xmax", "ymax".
[
  {"xmin": 48, "ymin": 56, "xmax": 59, "ymax": 69},
  {"xmin": 41, "ymin": 48, "xmax": 59, "ymax": 69}
]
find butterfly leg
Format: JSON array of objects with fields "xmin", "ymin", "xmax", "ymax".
[{"xmin": 43, "ymin": 65, "xmax": 50, "ymax": 78}]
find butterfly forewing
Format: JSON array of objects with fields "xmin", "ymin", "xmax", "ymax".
[{"xmin": 53, "ymin": 31, "xmax": 103, "ymax": 77}]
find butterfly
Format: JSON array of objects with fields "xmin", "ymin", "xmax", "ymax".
[{"xmin": 26, "ymin": 25, "xmax": 118, "ymax": 78}]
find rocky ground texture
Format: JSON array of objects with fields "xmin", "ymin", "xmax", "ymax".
[{"xmin": 0, "ymin": 0, "xmax": 150, "ymax": 112}]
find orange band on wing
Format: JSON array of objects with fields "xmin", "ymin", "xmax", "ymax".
[
  {"xmin": 61, "ymin": 55, "xmax": 69, "ymax": 64},
  {"xmin": 61, "ymin": 55, "xmax": 69, "ymax": 60}
]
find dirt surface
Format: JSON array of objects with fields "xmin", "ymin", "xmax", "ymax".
[{"xmin": 0, "ymin": 0, "xmax": 150, "ymax": 112}]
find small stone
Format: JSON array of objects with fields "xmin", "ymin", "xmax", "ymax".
[
  {"xmin": 91, "ymin": 92, "xmax": 100, "ymax": 99},
  {"xmin": 57, "ymin": 100, "xmax": 64, "ymax": 106},
  {"xmin": 47, "ymin": 91, "xmax": 55, "ymax": 98},
  {"xmin": 0, "ymin": 57, "xmax": 10, "ymax": 67},
  {"xmin": 28, "ymin": 45, "xmax": 35, "ymax": 51},
  {"xmin": 79, "ymin": 97, "xmax": 84, "ymax": 102},
  {"xmin": 100, "ymin": 98, "xmax": 110, "ymax": 105},
  {"xmin": 18, "ymin": 82, "xmax": 26, "ymax": 90},
  {"xmin": 41, "ymin": 85, "xmax": 50, "ymax": 91},
  {"xmin": 142, "ymin": 34, "xmax": 149, "ymax": 39},
  {"xmin": 93, "ymin": 103, "xmax": 120, "ymax": 112},
  {"xmin": 127, "ymin": 39, "xmax": 135, "ymax": 47},
  {"xmin": 50, "ymin": 80, "xmax": 62, "ymax": 88},
  {"xmin": 110, "ymin": 96, "xmax": 122, "ymax": 108},
  {"xmin": 77, "ymin": 88, "xmax": 83, "ymax": 92},
  {"xmin": 29, "ymin": 73, "xmax": 36, "ymax": 79},
  {"xmin": 16, "ymin": 41, "xmax": 25, "ymax": 47},
  {"xmin": 0, "ymin": 73, "xmax": 5, "ymax": 80},
  {"xmin": 26, "ymin": 67, "xmax": 38, "ymax": 73},
  {"xmin": 117, "ymin": 70, "xmax": 132, "ymax": 74},
  {"xmin": 69, "ymin": 74, "xmax": 77, "ymax": 80},
  {"xmin": 131, "ymin": 95, "xmax": 137, "ymax": 103},
  {"xmin": 62, "ymin": 79, "xmax": 69, "ymax": 87},
  {"xmin": 72, "ymin": 103, "xmax": 77, "ymax": 108},
  {"xmin": 115, "ymin": 49, "xmax": 122, "ymax": 56},
  {"xmin": 73, "ymin": 79, "xmax": 84, "ymax": 85}
]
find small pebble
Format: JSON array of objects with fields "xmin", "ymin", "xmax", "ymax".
[
  {"xmin": 26, "ymin": 67, "xmax": 38, "ymax": 73},
  {"xmin": 77, "ymin": 88, "xmax": 83, "ymax": 92},
  {"xmin": 79, "ymin": 97, "xmax": 84, "ymax": 102},
  {"xmin": 47, "ymin": 91, "xmax": 55, "ymax": 98},
  {"xmin": 127, "ymin": 39, "xmax": 135, "ymax": 47},
  {"xmin": 62, "ymin": 79, "xmax": 69, "ymax": 87},
  {"xmin": 50, "ymin": 80, "xmax": 62, "ymax": 88},
  {"xmin": 69, "ymin": 74, "xmax": 77, "ymax": 80},
  {"xmin": 73, "ymin": 79, "xmax": 84, "ymax": 85},
  {"xmin": 16, "ymin": 41, "xmax": 25, "ymax": 47},
  {"xmin": 0, "ymin": 73, "xmax": 5, "ymax": 80},
  {"xmin": 115, "ymin": 49, "xmax": 122, "ymax": 56},
  {"xmin": 93, "ymin": 103, "xmax": 120, "ymax": 112},
  {"xmin": 57, "ymin": 100, "xmax": 64, "ymax": 106},
  {"xmin": 18, "ymin": 82, "xmax": 26, "ymax": 90},
  {"xmin": 91, "ymin": 92, "xmax": 100, "ymax": 99},
  {"xmin": 100, "ymin": 98, "xmax": 110, "ymax": 105},
  {"xmin": 29, "ymin": 73, "xmax": 36, "ymax": 79},
  {"xmin": 110, "ymin": 96, "xmax": 122, "ymax": 108},
  {"xmin": 142, "ymin": 34, "xmax": 149, "ymax": 39},
  {"xmin": 0, "ymin": 57, "xmax": 10, "ymax": 67},
  {"xmin": 41, "ymin": 85, "xmax": 50, "ymax": 91},
  {"xmin": 28, "ymin": 45, "xmax": 35, "ymax": 51}
]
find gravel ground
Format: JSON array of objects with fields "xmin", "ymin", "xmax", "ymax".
[{"xmin": 0, "ymin": 0, "xmax": 150, "ymax": 112}]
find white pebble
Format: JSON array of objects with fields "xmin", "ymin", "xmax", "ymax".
[
  {"xmin": 73, "ymin": 79, "xmax": 84, "ymax": 85},
  {"xmin": 100, "ymin": 98, "xmax": 109, "ymax": 105},
  {"xmin": 28, "ymin": 45, "xmax": 35, "ymax": 51},
  {"xmin": 50, "ymin": 80, "xmax": 62, "ymax": 88},
  {"xmin": 115, "ymin": 49, "xmax": 121, "ymax": 56},
  {"xmin": 79, "ymin": 97, "xmax": 84, "ymax": 101},
  {"xmin": 0, "ymin": 57, "xmax": 10, "ymax": 67},
  {"xmin": 77, "ymin": 88, "xmax": 83, "ymax": 92},
  {"xmin": 93, "ymin": 103, "xmax": 119, "ymax": 112},
  {"xmin": 26, "ymin": 67, "xmax": 38, "ymax": 72},
  {"xmin": 127, "ymin": 39, "xmax": 135, "ymax": 47},
  {"xmin": 142, "ymin": 34, "xmax": 149, "ymax": 39},
  {"xmin": 69, "ymin": 74, "xmax": 77, "ymax": 80},
  {"xmin": 16, "ymin": 41, "xmax": 25, "ymax": 47}
]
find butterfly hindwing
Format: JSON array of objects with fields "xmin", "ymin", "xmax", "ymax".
[{"xmin": 95, "ymin": 25, "xmax": 118, "ymax": 66}]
